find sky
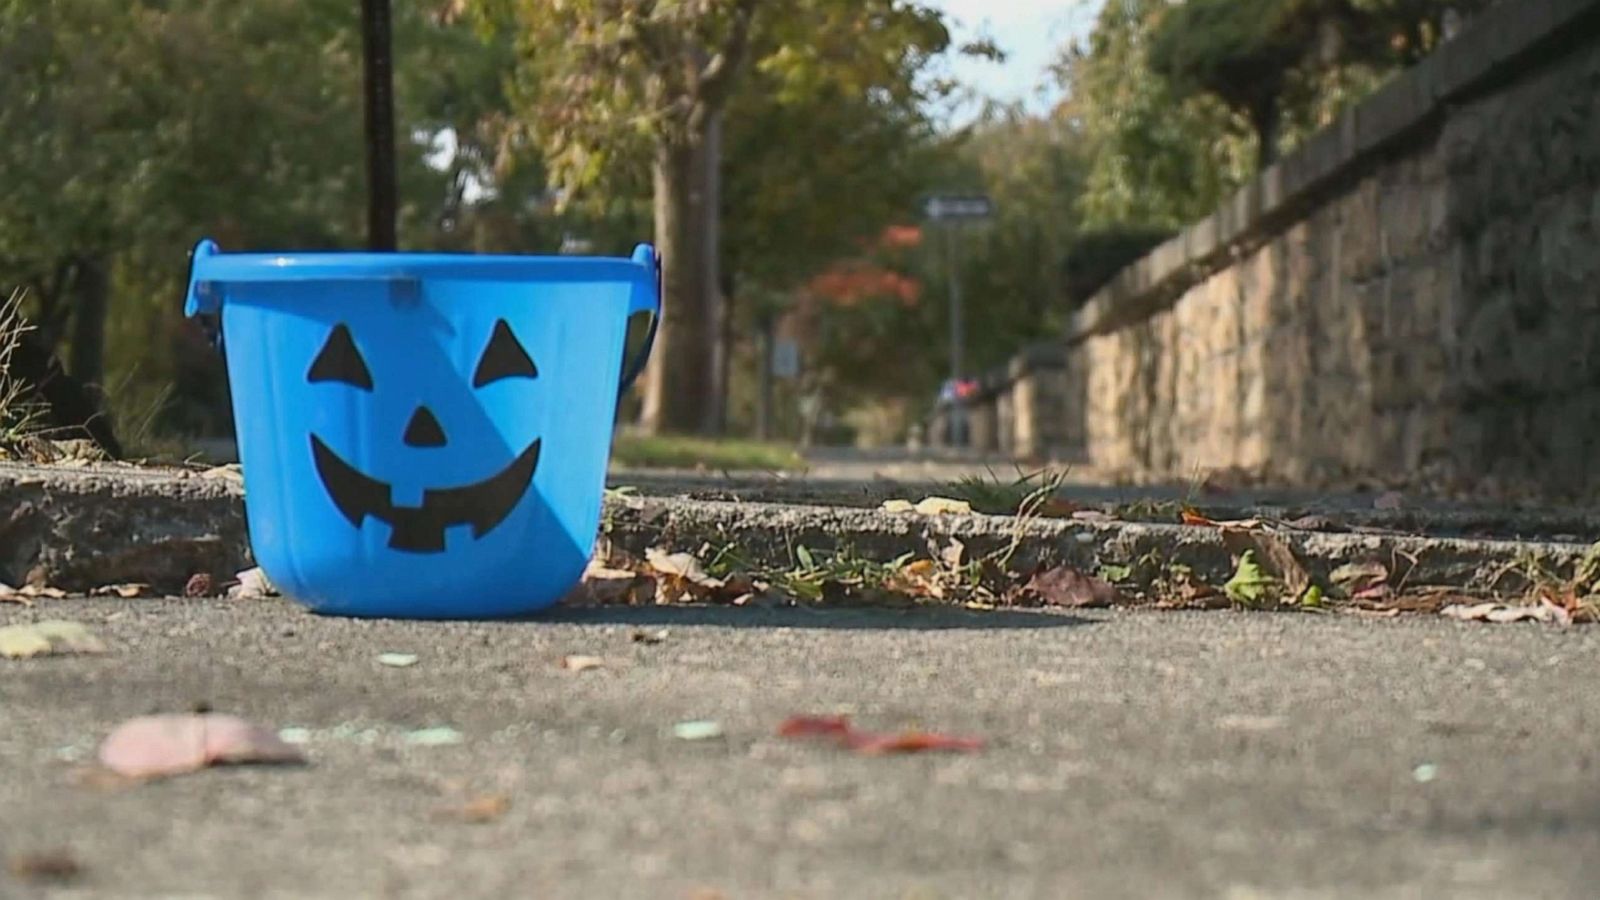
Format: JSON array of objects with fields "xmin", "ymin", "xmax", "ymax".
[{"xmin": 929, "ymin": 0, "xmax": 1105, "ymax": 118}]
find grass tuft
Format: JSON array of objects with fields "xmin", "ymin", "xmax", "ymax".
[{"xmin": 611, "ymin": 432, "xmax": 803, "ymax": 472}]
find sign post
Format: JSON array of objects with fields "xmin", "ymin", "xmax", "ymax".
[
  {"xmin": 361, "ymin": 0, "xmax": 397, "ymax": 251},
  {"xmin": 921, "ymin": 193, "xmax": 994, "ymax": 447}
]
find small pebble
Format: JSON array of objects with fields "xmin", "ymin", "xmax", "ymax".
[{"xmin": 1413, "ymin": 763, "xmax": 1438, "ymax": 783}]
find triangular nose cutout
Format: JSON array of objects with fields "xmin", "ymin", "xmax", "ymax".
[{"xmin": 404, "ymin": 406, "xmax": 447, "ymax": 447}]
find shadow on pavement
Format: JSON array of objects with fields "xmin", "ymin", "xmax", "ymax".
[{"xmin": 535, "ymin": 605, "xmax": 1094, "ymax": 631}]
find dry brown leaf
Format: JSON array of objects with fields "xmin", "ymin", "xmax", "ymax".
[
  {"xmin": 0, "ymin": 620, "xmax": 107, "ymax": 659},
  {"xmin": 35, "ymin": 586, "xmax": 66, "ymax": 598},
  {"xmin": 1221, "ymin": 528, "xmax": 1309, "ymax": 598},
  {"xmin": 914, "ymin": 496, "xmax": 972, "ymax": 516},
  {"xmin": 184, "ymin": 573, "xmax": 215, "ymax": 598},
  {"xmin": 1180, "ymin": 507, "xmax": 1218, "ymax": 526},
  {"xmin": 1020, "ymin": 566, "xmax": 1119, "ymax": 608},
  {"xmin": 97, "ymin": 713, "xmax": 305, "ymax": 780},
  {"xmin": 6, "ymin": 850, "xmax": 83, "ymax": 883},
  {"xmin": 226, "ymin": 568, "xmax": 277, "ymax": 600},
  {"xmin": 560, "ymin": 655, "xmax": 606, "ymax": 672},
  {"xmin": 92, "ymin": 583, "xmax": 149, "ymax": 599},
  {"xmin": 579, "ymin": 561, "xmax": 650, "ymax": 605},
  {"xmin": 0, "ymin": 583, "xmax": 31, "ymax": 606},
  {"xmin": 1441, "ymin": 602, "xmax": 1501, "ymax": 621},
  {"xmin": 434, "ymin": 794, "xmax": 511, "ymax": 824}
]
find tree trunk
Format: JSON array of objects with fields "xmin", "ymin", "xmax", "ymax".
[
  {"xmin": 640, "ymin": 117, "xmax": 724, "ymax": 435},
  {"xmin": 68, "ymin": 255, "xmax": 108, "ymax": 399},
  {"xmin": 755, "ymin": 311, "xmax": 774, "ymax": 441},
  {"xmin": 1252, "ymin": 97, "xmax": 1282, "ymax": 169}
]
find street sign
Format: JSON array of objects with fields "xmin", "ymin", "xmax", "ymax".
[
  {"xmin": 922, "ymin": 194, "xmax": 994, "ymax": 222},
  {"xmin": 771, "ymin": 339, "xmax": 800, "ymax": 379}
]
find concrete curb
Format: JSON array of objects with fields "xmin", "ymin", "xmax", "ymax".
[
  {"xmin": 2, "ymin": 462, "xmax": 1587, "ymax": 601},
  {"xmin": 0, "ymin": 462, "xmax": 249, "ymax": 591},
  {"xmin": 605, "ymin": 496, "xmax": 1588, "ymax": 601}
]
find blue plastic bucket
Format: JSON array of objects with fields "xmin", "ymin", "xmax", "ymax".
[{"xmin": 184, "ymin": 238, "xmax": 660, "ymax": 619}]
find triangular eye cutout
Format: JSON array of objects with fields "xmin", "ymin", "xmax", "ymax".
[
  {"xmin": 473, "ymin": 319, "xmax": 538, "ymax": 387},
  {"xmin": 307, "ymin": 323, "xmax": 373, "ymax": 390}
]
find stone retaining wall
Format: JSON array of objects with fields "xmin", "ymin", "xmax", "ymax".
[{"xmin": 968, "ymin": 0, "xmax": 1600, "ymax": 492}]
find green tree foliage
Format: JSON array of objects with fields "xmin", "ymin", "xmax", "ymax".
[
  {"xmin": 1057, "ymin": 0, "xmax": 1255, "ymax": 231},
  {"xmin": 0, "ymin": 0, "xmax": 471, "ymax": 442},
  {"xmin": 1146, "ymin": 0, "xmax": 1336, "ymax": 166},
  {"xmin": 470, "ymin": 0, "xmax": 951, "ymax": 435}
]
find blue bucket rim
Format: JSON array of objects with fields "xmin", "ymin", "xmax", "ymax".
[{"xmin": 186, "ymin": 239, "xmax": 658, "ymax": 317}]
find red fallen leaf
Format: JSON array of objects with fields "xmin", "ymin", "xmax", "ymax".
[
  {"xmin": 97, "ymin": 713, "xmax": 305, "ymax": 780},
  {"xmin": 1023, "ymin": 565, "xmax": 1119, "ymax": 608},
  {"xmin": 777, "ymin": 715, "xmax": 853, "ymax": 738},
  {"xmin": 846, "ymin": 730, "xmax": 986, "ymax": 755},
  {"xmin": 777, "ymin": 714, "xmax": 984, "ymax": 755},
  {"xmin": 1180, "ymin": 507, "xmax": 1217, "ymax": 527}
]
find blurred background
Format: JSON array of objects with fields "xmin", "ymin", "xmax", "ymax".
[{"xmin": 0, "ymin": 0, "xmax": 1490, "ymax": 472}]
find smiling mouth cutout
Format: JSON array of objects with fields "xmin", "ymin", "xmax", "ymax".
[{"xmin": 311, "ymin": 435, "xmax": 541, "ymax": 553}]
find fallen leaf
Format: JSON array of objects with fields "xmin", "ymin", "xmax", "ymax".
[
  {"xmin": 434, "ymin": 794, "xmax": 511, "ymax": 824},
  {"xmin": 1441, "ymin": 602, "xmax": 1502, "ymax": 621},
  {"xmin": 578, "ymin": 561, "xmax": 650, "ymax": 605},
  {"xmin": 6, "ymin": 850, "xmax": 83, "ymax": 883},
  {"xmin": 1071, "ymin": 510, "xmax": 1116, "ymax": 523},
  {"xmin": 1020, "ymin": 566, "xmax": 1119, "ymax": 608},
  {"xmin": 913, "ymin": 496, "xmax": 972, "ymax": 516},
  {"xmin": 1374, "ymin": 491, "xmax": 1404, "ymax": 510},
  {"xmin": 404, "ymin": 726, "xmax": 465, "ymax": 747},
  {"xmin": 1330, "ymin": 561, "xmax": 1388, "ymax": 591},
  {"xmin": 3, "ymin": 584, "xmax": 69, "ymax": 601},
  {"xmin": 1221, "ymin": 529, "xmax": 1309, "ymax": 599},
  {"xmin": 847, "ymin": 730, "xmax": 986, "ymax": 755},
  {"xmin": 1180, "ymin": 506, "xmax": 1217, "ymax": 526},
  {"xmin": 1224, "ymin": 551, "xmax": 1274, "ymax": 606},
  {"xmin": 226, "ymin": 567, "xmax": 277, "ymax": 600},
  {"xmin": 1038, "ymin": 498, "xmax": 1082, "ymax": 517},
  {"xmin": 97, "ymin": 713, "xmax": 305, "ymax": 780},
  {"xmin": 630, "ymin": 628, "xmax": 669, "ymax": 644},
  {"xmin": 378, "ymin": 653, "xmax": 420, "ymax": 668},
  {"xmin": 880, "ymin": 499, "xmax": 915, "ymax": 514},
  {"xmin": 777, "ymin": 714, "xmax": 984, "ymax": 755},
  {"xmin": 645, "ymin": 547, "xmax": 716, "ymax": 583},
  {"xmin": 561, "ymin": 654, "xmax": 606, "ymax": 672},
  {"xmin": 184, "ymin": 573, "xmax": 215, "ymax": 597},
  {"xmin": 91, "ymin": 583, "xmax": 149, "ymax": 599},
  {"xmin": 777, "ymin": 715, "xmax": 853, "ymax": 738},
  {"xmin": 1485, "ymin": 606, "xmax": 1553, "ymax": 624},
  {"xmin": 673, "ymin": 720, "xmax": 725, "ymax": 741},
  {"xmin": 0, "ymin": 620, "xmax": 107, "ymax": 659},
  {"xmin": 200, "ymin": 464, "xmax": 243, "ymax": 482}
]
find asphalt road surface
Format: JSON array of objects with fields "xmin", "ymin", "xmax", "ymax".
[{"xmin": 4, "ymin": 598, "xmax": 1598, "ymax": 899}]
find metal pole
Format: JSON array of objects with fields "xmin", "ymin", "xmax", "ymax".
[{"xmin": 361, "ymin": 0, "xmax": 397, "ymax": 251}]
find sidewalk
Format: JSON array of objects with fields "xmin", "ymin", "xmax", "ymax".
[{"xmin": 4, "ymin": 597, "xmax": 1599, "ymax": 899}]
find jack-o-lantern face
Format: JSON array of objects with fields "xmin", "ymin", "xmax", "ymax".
[{"xmin": 306, "ymin": 319, "xmax": 542, "ymax": 553}]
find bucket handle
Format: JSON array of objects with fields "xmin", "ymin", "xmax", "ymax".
[{"xmin": 619, "ymin": 243, "xmax": 661, "ymax": 396}]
